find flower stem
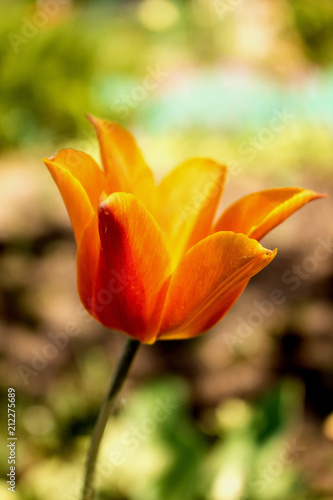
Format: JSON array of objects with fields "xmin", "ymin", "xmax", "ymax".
[{"xmin": 82, "ymin": 338, "xmax": 140, "ymax": 500}]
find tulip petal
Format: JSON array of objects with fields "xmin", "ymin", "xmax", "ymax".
[
  {"xmin": 44, "ymin": 148, "xmax": 106, "ymax": 206},
  {"xmin": 77, "ymin": 213, "xmax": 100, "ymax": 315},
  {"xmin": 87, "ymin": 115, "xmax": 155, "ymax": 210},
  {"xmin": 44, "ymin": 149, "xmax": 105, "ymax": 243},
  {"xmin": 214, "ymin": 188, "xmax": 325, "ymax": 241},
  {"xmin": 157, "ymin": 158, "xmax": 227, "ymax": 268},
  {"xmin": 158, "ymin": 232, "xmax": 277, "ymax": 340},
  {"xmin": 93, "ymin": 193, "xmax": 171, "ymax": 343}
]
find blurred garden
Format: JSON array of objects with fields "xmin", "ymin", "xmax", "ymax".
[{"xmin": 0, "ymin": 0, "xmax": 333, "ymax": 499}]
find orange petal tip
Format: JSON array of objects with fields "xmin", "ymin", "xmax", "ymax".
[
  {"xmin": 265, "ymin": 247, "xmax": 278, "ymax": 259},
  {"xmin": 85, "ymin": 113, "xmax": 96, "ymax": 124},
  {"xmin": 306, "ymin": 190, "xmax": 328, "ymax": 200},
  {"xmin": 86, "ymin": 113, "xmax": 103, "ymax": 130},
  {"xmin": 43, "ymin": 155, "xmax": 55, "ymax": 163}
]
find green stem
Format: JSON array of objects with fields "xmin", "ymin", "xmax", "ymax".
[{"xmin": 81, "ymin": 338, "xmax": 140, "ymax": 500}]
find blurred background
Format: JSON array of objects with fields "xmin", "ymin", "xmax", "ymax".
[{"xmin": 0, "ymin": 0, "xmax": 332, "ymax": 499}]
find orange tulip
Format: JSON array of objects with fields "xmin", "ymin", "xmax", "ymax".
[{"xmin": 44, "ymin": 116, "xmax": 324, "ymax": 344}]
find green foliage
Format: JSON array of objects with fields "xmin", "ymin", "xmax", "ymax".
[
  {"xmin": 2, "ymin": 374, "xmax": 310, "ymax": 500},
  {"xmin": 0, "ymin": 3, "xmax": 97, "ymax": 150},
  {"xmin": 289, "ymin": 0, "xmax": 333, "ymax": 65},
  {"xmin": 1, "ymin": 0, "xmax": 333, "ymax": 157}
]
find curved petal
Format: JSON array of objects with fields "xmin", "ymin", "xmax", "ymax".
[
  {"xmin": 77, "ymin": 213, "xmax": 100, "ymax": 316},
  {"xmin": 44, "ymin": 149, "xmax": 106, "ymax": 208},
  {"xmin": 93, "ymin": 193, "xmax": 171, "ymax": 343},
  {"xmin": 157, "ymin": 158, "xmax": 227, "ymax": 268},
  {"xmin": 214, "ymin": 188, "xmax": 325, "ymax": 241},
  {"xmin": 158, "ymin": 232, "xmax": 277, "ymax": 340},
  {"xmin": 87, "ymin": 115, "xmax": 155, "ymax": 211},
  {"xmin": 43, "ymin": 150, "xmax": 104, "ymax": 243}
]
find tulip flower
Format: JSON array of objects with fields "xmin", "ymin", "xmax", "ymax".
[
  {"xmin": 44, "ymin": 116, "xmax": 324, "ymax": 345},
  {"xmin": 44, "ymin": 116, "xmax": 325, "ymax": 500}
]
